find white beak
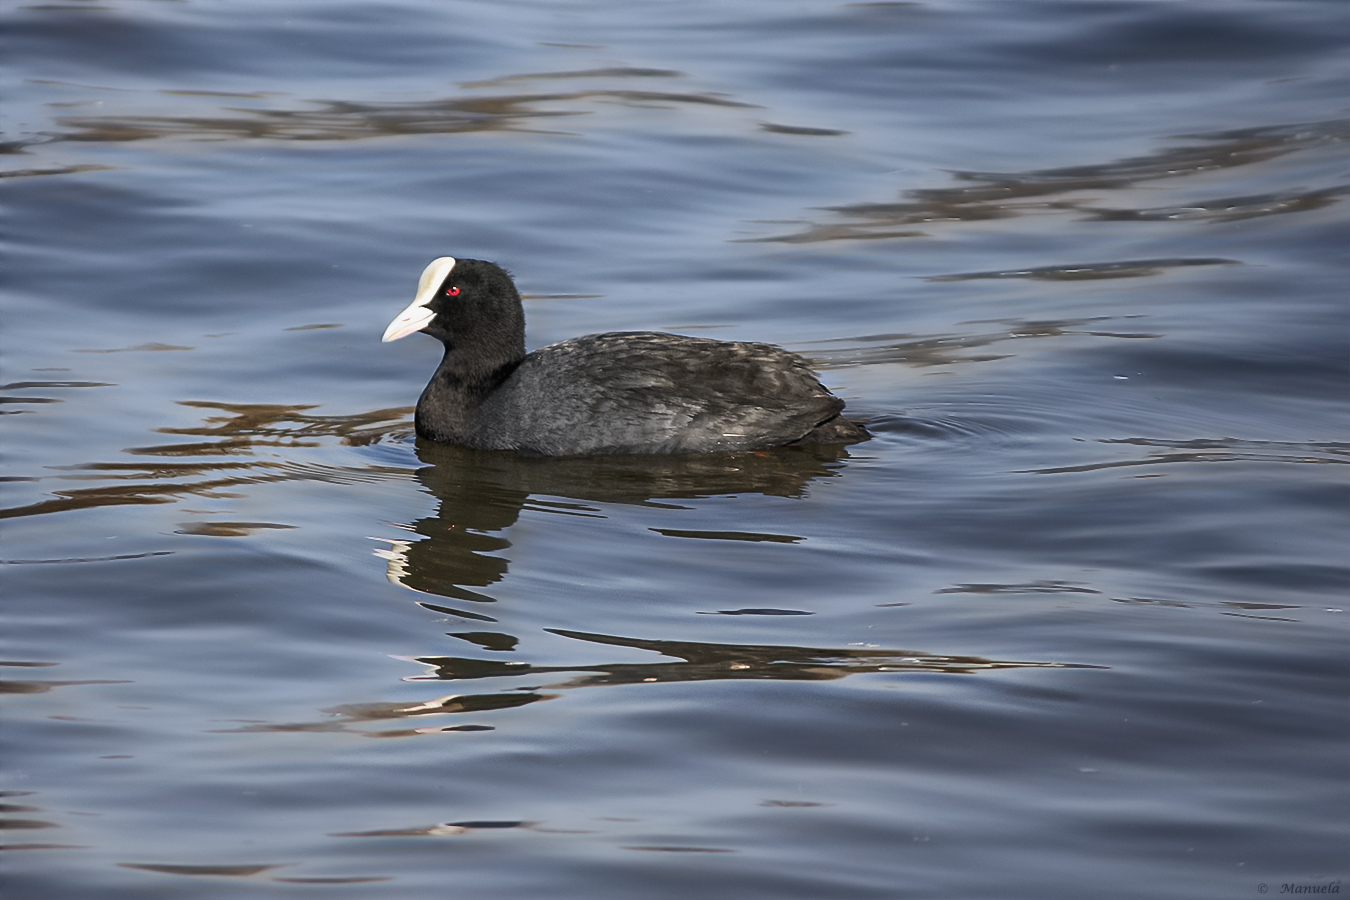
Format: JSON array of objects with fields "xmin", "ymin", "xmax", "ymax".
[
  {"xmin": 381, "ymin": 257, "xmax": 457, "ymax": 342},
  {"xmin": 381, "ymin": 302, "xmax": 435, "ymax": 343}
]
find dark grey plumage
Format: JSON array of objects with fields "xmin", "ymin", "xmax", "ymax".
[{"xmin": 383, "ymin": 258, "xmax": 869, "ymax": 456}]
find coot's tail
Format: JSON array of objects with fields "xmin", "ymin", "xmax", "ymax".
[{"xmin": 793, "ymin": 415, "xmax": 871, "ymax": 445}]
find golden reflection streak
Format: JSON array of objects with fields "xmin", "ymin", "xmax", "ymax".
[
  {"xmin": 926, "ymin": 258, "xmax": 1239, "ymax": 282},
  {"xmin": 117, "ymin": 863, "xmax": 285, "ymax": 877},
  {"xmin": 418, "ymin": 628, "xmax": 1102, "ymax": 689},
  {"xmin": 1022, "ymin": 438, "xmax": 1349, "ymax": 475},
  {"xmin": 48, "ymin": 89, "xmax": 756, "ymax": 146},
  {"xmin": 748, "ymin": 118, "xmax": 1349, "ymax": 242},
  {"xmin": 1080, "ymin": 185, "xmax": 1350, "ymax": 223},
  {"xmin": 0, "ymin": 402, "xmax": 413, "ymax": 520},
  {"xmin": 212, "ymin": 690, "xmax": 553, "ymax": 736},
  {"xmin": 0, "ymin": 165, "xmax": 113, "ymax": 179},
  {"xmin": 796, "ymin": 315, "xmax": 1160, "ymax": 369},
  {"xmin": 460, "ymin": 67, "xmax": 684, "ymax": 88},
  {"xmin": 935, "ymin": 580, "xmax": 1102, "ymax": 595},
  {"xmin": 213, "ymin": 629, "xmax": 1098, "ymax": 737},
  {"xmin": 156, "ymin": 401, "xmax": 414, "ymax": 447},
  {"xmin": 0, "ymin": 679, "xmax": 130, "ymax": 694}
]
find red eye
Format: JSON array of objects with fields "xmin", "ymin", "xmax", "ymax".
[{"xmin": 445, "ymin": 286, "xmax": 460, "ymax": 296}]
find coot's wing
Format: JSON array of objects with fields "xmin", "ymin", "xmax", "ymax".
[{"xmin": 494, "ymin": 333, "xmax": 844, "ymax": 454}]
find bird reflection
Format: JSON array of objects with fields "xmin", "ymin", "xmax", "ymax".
[
  {"xmin": 374, "ymin": 439, "xmax": 855, "ymax": 608},
  {"xmin": 209, "ymin": 442, "xmax": 1108, "ymax": 738}
]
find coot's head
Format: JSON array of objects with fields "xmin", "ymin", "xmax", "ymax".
[{"xmin": 382, "ymin": 257, "xmax": 525, "ymax": 353}]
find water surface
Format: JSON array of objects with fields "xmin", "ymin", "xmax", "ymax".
[{"xmin": 2, "ymin": 1, "xmax": 1347, "ymax": 897}]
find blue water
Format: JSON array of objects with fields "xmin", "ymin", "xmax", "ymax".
[{"xmin": 2, "ymin": 1, "xmax": 1347, "ymax": 897}]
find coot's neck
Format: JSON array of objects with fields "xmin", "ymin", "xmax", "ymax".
[
  {"xmin": 431, "ymin": 341, "xmax": 524, "ymax": 399},
  {"xmin": 415, "ymin": 273, "xmax": 527, "ymax": 439},
  {"xmin": 417, "ymin": 345, "xmax": 525, "ymax": 440}
]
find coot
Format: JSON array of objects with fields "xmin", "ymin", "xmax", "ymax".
[{"xmin": 383, "ymin": 258, "xmax": 869, "ymax": 456}]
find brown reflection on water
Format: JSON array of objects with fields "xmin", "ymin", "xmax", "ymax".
[
  {"xmin": 9, "ymin": 67, "xmax": 757, "ymax": 170},
  {"xmin": 652, "ymin": 528, "xmax": 803, "ymax": 543},
  {"xmin": 460, "ymin": 66, "xmax": 683, "ymax": 88},
  {"xmin": 798, "ymin": 315, "xmax": 1159, "ymax": 369},
  {"xmin": 1080, "ymin": 185, "xmax": 1350, "ymax": 223},
  {"xmin": 1024, "ymin": 437, "xmax": 1350, "ymax": 475},
  {"xmin": 174, "ymin": 521, "xmax": 297, "ymax": 537},
  {"xmin": 1, "ymin": 381, "xmax": 115, "ymax": 390},
  {"xmin": 935, "ymin": 580, "xmax": 1102, "ymax": 595},
  {"xmin": 74, "ymin": 342, "xmax": 194, "ymax": 353},
  {"xmin": 759, "ymin": 122, "xmax": 850, "ymax": 137},
  {"xmin": 151, "ymin": 401, "xmax": 413, "ymax": 451},
  {"xmin": 333, "ymin": 820, "xmax": 534, "ymax": 838},
  {"xmin": 3, "ymin": 551, "xmax": 173, "ymax": 564},
  {"xmin": 0, "ymin": 678, "xmax": 129, "ymax": 694},
  {"xmin": 0, "ymin": 402, "xmax": 413, "ymax": 520},
  {"xmin": 271, "ymin": 877, "xmax": 393, "ymax": 884},
  {"xmin": 218, "ymin": 630, "xmax": 1094, "ymax": 738},
  {"xmin": 116, "ymin": 860, "xmax": 390, "ymax": 885},
  {"xmin": 47, "ymin": 87, "xmax": 755, "ymax": 146},
  {"xmin": 0, "ymin": 821, "xmax": 60, "ymax": 832},
  {"xmin": 1109, "ymin": 596, "xmax": 1306, "ymax": 622},
  {"xmin": 214, "ymin": 690, "xmax": 553, "ymax": 737},
  {"xmin": 282, "ymin": 323, "xmax": 343, "ymax": 332},
  {"xmin": 0, "ymin": 164, "xmax": 112, "ymax": 178},
  {"xmin": 413, "ymin": 628, "xmax": 1096, "ymax": 690},
  {"xmin": 927, "ymin": 258, "xmax": 1238, "ymax": 282},
  {"xmin": 750, "ymin": 118, "xmax": 1349, "ymax": 242},
  {"xmin": 0, "ymin": 662, "xmax": 127, "ymax": 696},
  {"xmin": 0, "ymin": 792, "xmax": 80, "ymax": 850},
  {"xmin": 0, "ymin": 804, "xmax": 40, "ymax": 820},
  {"xmin": 117, "ymin": 862, "xmax": 286, "ymax": 877},
  {"xmin": 1, "ymin": 379, "xmax": 115, "ymax": 416}
]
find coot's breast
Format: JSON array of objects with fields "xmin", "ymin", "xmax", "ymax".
[{"xmin": 466, "ymin": 332, "xmax": 845, "ymax": 455}]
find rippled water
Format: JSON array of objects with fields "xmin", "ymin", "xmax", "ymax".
[{"xmin": 3, "ymin": 1, "xmax": 1347, "ymax": 897}]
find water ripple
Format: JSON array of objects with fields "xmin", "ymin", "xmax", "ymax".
[
  {"xmin": 0, "ymin": 402, "xmax": 415, "ymax": 519},
  {"xmin": 44, "ymin": 86, "xmax": 755, "ymax": 147},
  {"xmin": 799, "ymin": 316, "xmax": 1160, "ymax": 369},
  {"xmin": 749, "ymin": 118, "xmax": 1349, "ymax": 242},
  {"xmin": 211, "ymin": 630, "xmax": 1099, "ymax": 738},
  {"xmin": 1023, "ymin": 437, "xmax": 1350, "ymax": 475}
]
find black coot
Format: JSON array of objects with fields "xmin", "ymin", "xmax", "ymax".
[{"xmin": 383, "ymin": 258, "xmax": 869, "ymax": 456}]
